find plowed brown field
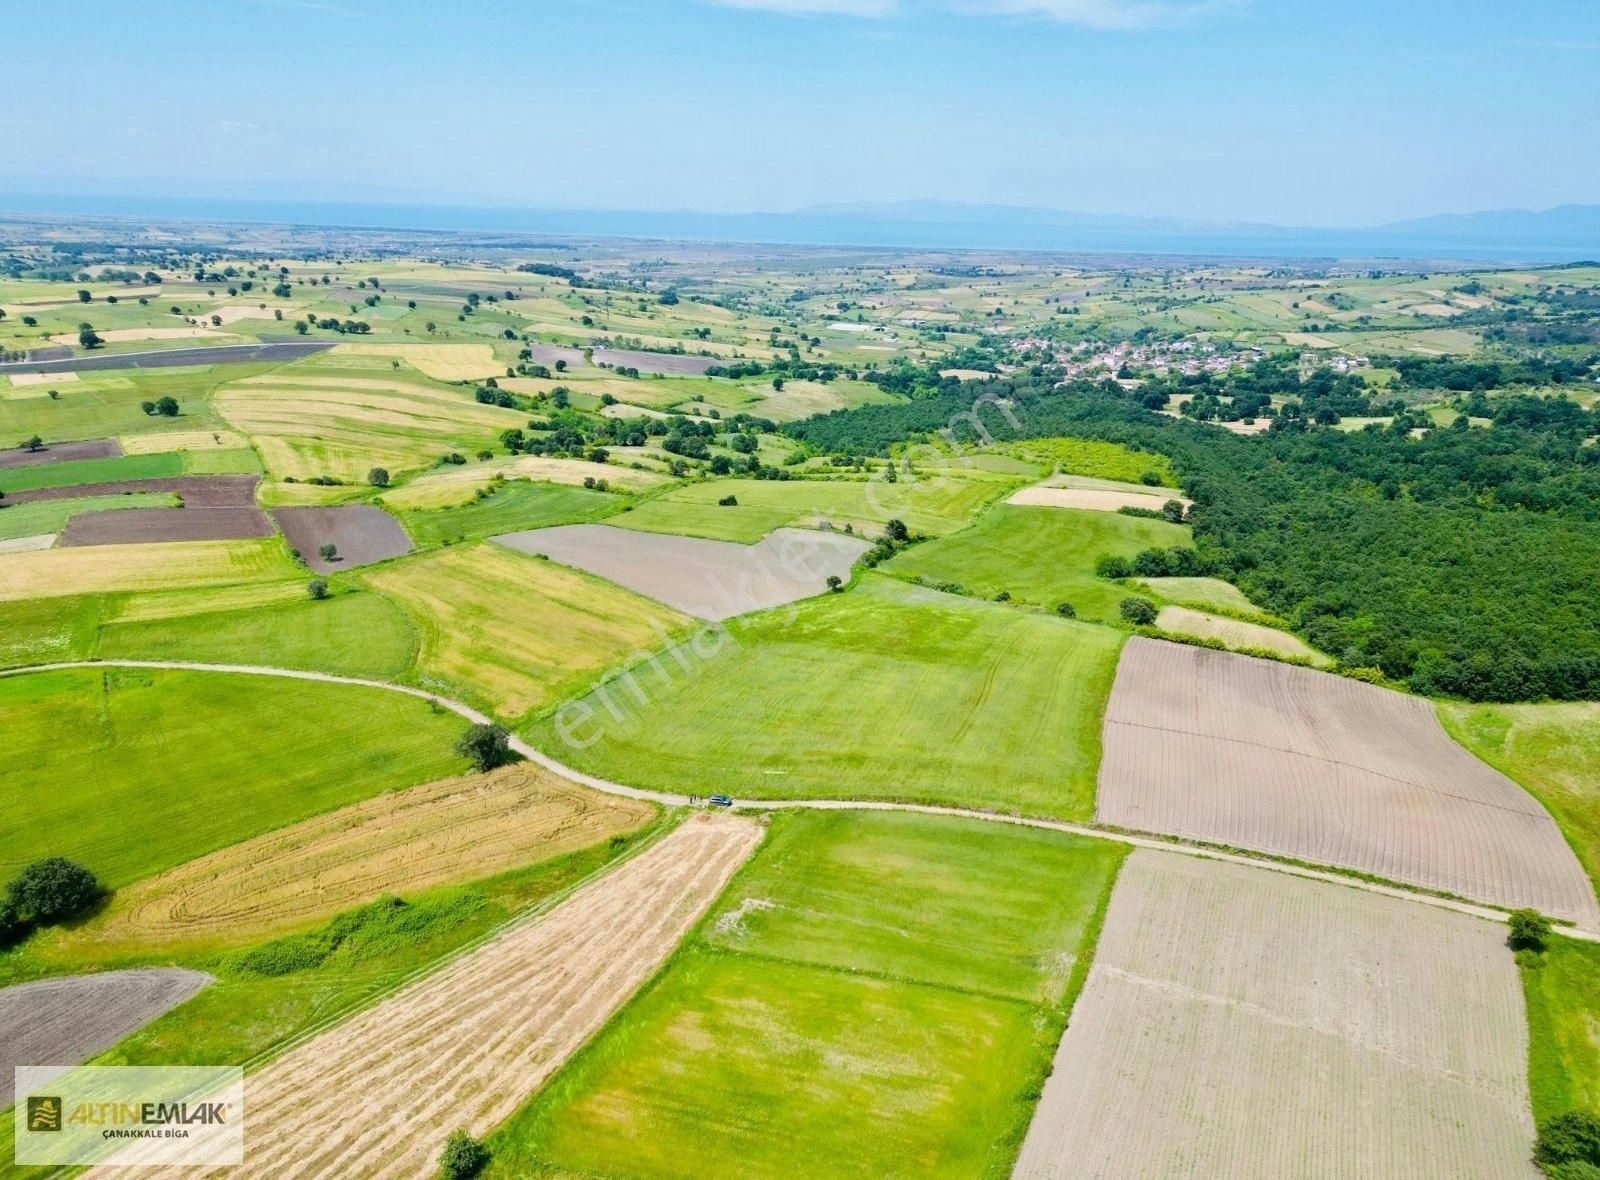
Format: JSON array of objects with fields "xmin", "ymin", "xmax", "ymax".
[
  {"xmin": 87, "ymin": 814, "xmax": 761, "ymax": 1177},
  {"xmin": 89, "ymin": 764, "xmax": 656, "ymax": 950},
  {"xmin": 1014, "ymin": 851, "xmax": 1539, "ymax": 1179},
  {"xmin": 1097, "ymin": 639, "xmax": 1599, "ymax": 926}
]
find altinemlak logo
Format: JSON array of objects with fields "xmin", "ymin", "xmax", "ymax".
[{"xmin": 27, "ymin": 1096, "xmax": 62, "ymax": 1133}]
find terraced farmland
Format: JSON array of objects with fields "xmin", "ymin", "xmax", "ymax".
[
  {"xmin": 1015, "ymin": 851, "xmax": 1539, "ymax": 1179},
  {"xmin": 1097, "ymin": 639, "xmax": 1599, "ymax": 925}
]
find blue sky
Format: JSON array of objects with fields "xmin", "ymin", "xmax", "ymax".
[{"xmin": 4, "ymin": 0, "xmax": 1596, "ymax": 224}]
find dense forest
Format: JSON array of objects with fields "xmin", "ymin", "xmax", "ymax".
[{"xmin": 787, "ymin": 369, "xmax": 1600, "ymax": 702}]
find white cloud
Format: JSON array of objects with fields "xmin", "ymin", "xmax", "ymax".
[
  {"xmin": 704, "ymin": 0, "xmax": 898, "ymax": 15},
  {"xmin": 954, "ymin": 0, "xmax": 1236, "ymax": 29}
]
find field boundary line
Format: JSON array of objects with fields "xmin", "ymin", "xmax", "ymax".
[{"xmin": 7, "ymin": 658, "xmax": 1596, "ymax": 942}]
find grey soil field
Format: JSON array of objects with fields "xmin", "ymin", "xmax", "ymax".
[
  {"xmin": 1014, "ymin": 851, "xmax": 1539, "ymax": 1180},
  {"xmin": 1097, "ymin": 639, "xmax": 1599, "ymax": 926},
  {"xmin": 273, "ymin": 505, "xmax": 413, "ymax": 572},
  {"xmin": 0, "ymin": 968, "xmax": 212, "ymax": 1106},
  {"xmin": 0, "ymin": 438, "xmax": 122, "ymax": 469},
  {"xmin": 3, "ymin": 474, "xmax": 261, "ymax": 508},
  {"xmin": 493, "ymin": 523, "xmax": 870, "ymax": 620},
  {"xmin": 0, "ymin": 342, "xmax": 332, "ymax": 376}
]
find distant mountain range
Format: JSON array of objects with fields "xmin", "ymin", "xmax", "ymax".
[{"xmin": 1, "ymin": 186, "xmax": 1596, "ymax": 262}]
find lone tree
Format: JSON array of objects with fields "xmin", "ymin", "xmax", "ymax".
[
  {"xmin": 78, "ymin": 327, "xmax": 103, "ymax": 349},
  {"xmin": 367, "ymin": 467, "xmax": 390, "ymax": 488},
  {"xmin": 437, "ymin": 1130, "xmax": 490, "ymax": 1179},
  {"xmin": 1161, "ymin": 499, "xmax": 1187, "ymax": 524},
  {"xmin": 76, "ymin": 289, "xmax": 91, "ymax": 303},
  {"xmin": 319, "ymin": 543, "xmax": 339, "ymax": 562},
  {"xmin": 154, "ymin": 396, "xmax": 179, "ymax": 417},
  {"xmin": 1508, "ymin": 908, "xmax": 1553, "ymax": 952},
  {"xmin": 1120, "ymin": 597, "xmax": 1158, "ymax": 626},
  {"xmin": 826, "ymin": 575, "xmax": 843, "ymax": 593},
  {"xmin": 457, "ymin": 724, "xmax": 514, "ymax": 773},
  {"xmin": 306, "ymin": 577, "xmax": 330, "ymax": 601},
  {"xmin": 1535, "ymin": 1110, "xmax": 1600, "ymax": 1172},
  {"xmin": 6, "ymin": 858, "xmax": 102, "ymax": 926},
  {"xmin": 22, "ymin": 435, "xmax": 43, "ymax": 452},
  {"xmin": 884, "ymin": 518, "xmax": 909, "ymax": 543}
]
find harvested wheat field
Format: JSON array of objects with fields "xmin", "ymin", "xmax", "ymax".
[
  {"xmin": 495, "ymin": 524, "xmax": 870, "ymax": 620},
  {"xmin": 91, "ymin": 815, "xmax": 760, "ymax": 1178},
  {"xmin": 1014, "ymin": 851, "xmax": 1538, "ymax": 1180},
  {"xmin": 0, "ymin": 538, "xmax": 296, "ymax": 602},
  {"xmin": 273, "ymin": 505, "xmax": 413, "ymax": 571},
  {"xmin": 6, "ymin": 370, "xmax": 78, "ymax": 387},
  {"xmin": 0, "ymin": 533, "xmax": 55, "ymax": 553},
  {"xmin": 0, "ymin": 968, "xmax": 212, "ymax": 1106},
  {"xmin": 1155, "ymin": 605, "xmax": 1330, "ymax": 665},
  {"xmin": 1098, "ymin": 639, "xmax": 1599, "ymax": 926},
  {"xmin": 48, "ymin": 327, "xmax": 224, "ymax": 345},
  {"xmin": 1008, "ymin": 485, "xmax": 1181, "ymax": 513},
  {"xmin": 118, "ymin": 430, "xmax": 249, "ymax": 454},
  {"xmin": 335, "ymin": 341, "xmax": 502, "ymax": 381},
  {"xmin": 92, "ymin": 763, "xmax": 656, "ymax": 950}
]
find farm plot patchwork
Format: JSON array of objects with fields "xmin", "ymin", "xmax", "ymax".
[
  {"xmin": 88, "ymin": 763, "xmax": 655, "ymax": 952},
  {"xmin": 378, "ymin": 454, "xmax": 664, "ymax": 512},
  {"xmin": 1014, "ymin": 851, "xmax": 1538, "ymax": 1180},
  {"xmin": 126, "ymin": 815, "xmax": 761, "ymax": 1180},
  {"xmin": 333, "ymin": 341, "xmax": 503, "ymax": 381},
  {"xmin": 487, "ymin": 810, "xmax": 1126, "ymax": 1180},
  {"xmin": 273, "ymin": 505, "xmax": 413, "ymax": 571},
  {"xmin": 366, "ymin": 542, "xmax": 690, "ymax": 719},
  {"xmin": 1097, "ymin": 639, "xmax": 1599, "ymax": 925},
  {"xmin": 529, "ymin": 575, "xmax": 1121, "ymax": 818},
  {"xmin": 0, "ymin": 667, "xmax": 465, "ymax": 887},
  {"xmin": 0, "ymin": 437, "xmax": 120, "ymax": 468},
  {"xmin": 0, "ymin": 492, "xmax": 178, "ymax": 542},
  {"xmin": 495, "ymin": 524, "xmax": 869, "ymax": 620},
  {"xmin": 0, "ymin": 969, "xmax": 211, "ymax": 1107}
]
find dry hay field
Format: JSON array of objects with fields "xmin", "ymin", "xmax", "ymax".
[
  {"xmin": 273, "ymin": 505, "xmax": 413, "ymax": 571},
  {"xmin": 1155, "ymin": 605, "xmax": 1330, "ymax": 665},
  {"xmin": 90, "ymin": 764, "xmax": 654, "ymax": 952},
  {"xmin": 216, "ymin": 373, "xmax": 524, "ymax": 480},
  {"xmin": 1008, "ymin": 485, "xmax": 1181, "ymax": 513},
  {"xmin": 0, "ymin": 533, "xmax": 55, "ymax": 553},
  {"xmin": 335, "ymin": 341, "xmax": 503, "ymax": 381},
  {"xmin": 96, "ymin": 816, "xmax": 761, "ymax": 1179},
  {"xmin": 0, "ymin": 538, "xmax": 297, "ymax": 603},
  {"xmin": 495, "ymin": 524, "xmax": 870, "ymax": 621},
  {"xmin": 118, "ymin": 429, "xmax": 249, "ymax": 454},
  {"xmin": 0, "ymin": 968, "xmax": 211, "ymax": 1106},
  {"xmin": 366, "ymin": 542, "xmax": 689, "ymax": 718},
  {"xmin": 1097, "ymin": 639, "xmax": 1599, "ymax": 926},
  {"xmin": 1014, "ymin": 851, "xmax": 1539, "ymax": 1180},
  {"xmin": 379, "ymin": 454, "xmax": 666, "ymax": 512},
  {"xmin": 5, "ymin": 370, "xmax": 79, "ymax": 387}
]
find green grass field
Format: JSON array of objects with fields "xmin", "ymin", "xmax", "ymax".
[
  {"xmin": 883, "ymin": 504, "xmax": 1190, "ymax": 624},
  {"xmin": 1008, "ymin": 437, "xmax": 1176, "ymax": 486},
  {"xmin": 610, "ymin": 473, "xmax": 1016, "ymax": 544},
  {"xmin": 1137, "ymin": 575, "xmax": 1259, "ymax": 613},
  {"xmin": 528, "ymin": 575, "xmax": 1122, "ymax": 818},
  {"xmin": 485, "ymin": 810, "xmax": 1127, "ymax": 1179},
  {"xmin": 0, "ymin": 666, "xmax": 465, "ymax": 887},
  {"xmin": 0, "ymin": 366, "xmax": 254, "ymax": 443},
  {"xmin": 1440, "ymin": 701, "xmax": 1600, "ymax": 891},
  {"xmin": 95, "ymin": 586, "xmax": 419, "ymax": 680},
  {"xmin": 0, "ymin": 492, "xmax": 177, "ymax": 540},
  {"xmin": 0, "ymin": 451, "xmax": 184, "ymax": 493},
  {"xmin": 1521, "ymin": 935, "xmax": 1600, "ymax": 1122},
  {"xmin": 400, "ymin": 480, "xmax": 622, "ymax": 548}
]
